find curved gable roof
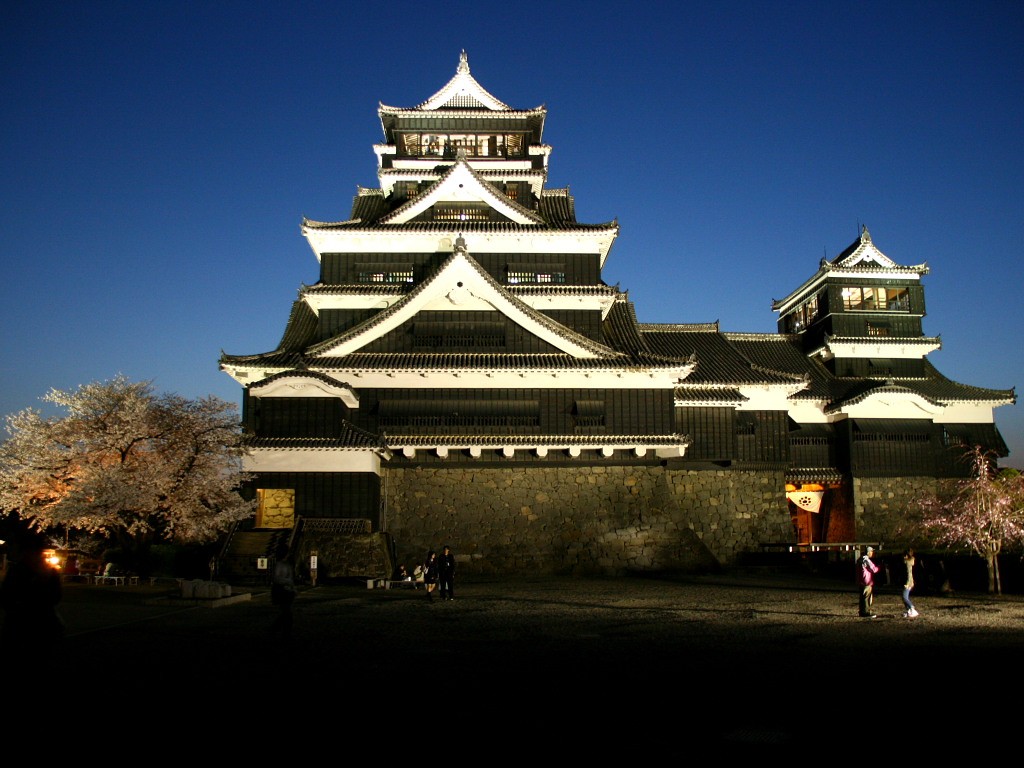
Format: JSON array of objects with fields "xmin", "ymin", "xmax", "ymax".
[
  {"xmin": 379, "ymin": 157, "xmax": 544, "ymax": 225},
  {"xmin": 249, "ymin": 370, "xmax": 359, "ymax": 408},
  {"xmin": 829, "ymin": 226, "xmax": 928, "ymax": 273},
  {"xmin": 378, "ymin": 51, "xmax": 545, "ymax": 118},
  {"xmin": 416, "ymin": 50, "xmax": 511, "ymax": 111}
]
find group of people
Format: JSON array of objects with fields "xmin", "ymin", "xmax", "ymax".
[
  {"xmin": 857, "ymin": 546, "xmax": 919, "ymax": 619},
  {"xmin": 418, "ymin": 545, "xmax": 456, "ymax": 601}
]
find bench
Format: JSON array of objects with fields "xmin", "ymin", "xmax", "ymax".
[{"xmin": 384, "ymin": 579, "xmax": 419, "ymax": 590}]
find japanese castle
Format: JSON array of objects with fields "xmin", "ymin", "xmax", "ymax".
[{"xmin": 218, "ymin": 52, "xmax": 1015, "ymax": 579}]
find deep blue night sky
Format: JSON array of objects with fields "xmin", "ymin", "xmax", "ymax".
[{"xmin": 2, "ymin": 1, "xmax": 1021, "ymax": 464}]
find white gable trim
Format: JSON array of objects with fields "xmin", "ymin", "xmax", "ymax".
[
  {"xmin": 838, "ymin": 391, "xmax": 943, "ymax": 418},
  {"xmin": 836, "ymin": 240, "xmax": 900, "ymax": 269},
  {"xmin": 417, "ymin": 51, "xmax": 511, "ymax": 111},
  {"xmin": 251, "ymin": 375, "xmax": 360, "ymax": 408}
]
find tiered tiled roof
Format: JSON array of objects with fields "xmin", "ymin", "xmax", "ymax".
[
  {"xmin": 244, "ymin": 420, "xmax": 385, "ymax": 451},
  {"xmin": 382, "ymin": 433, "xmax": 690, "ymax": 449},
  {"xmin": 641, "ymin": 326, "xmax": 802, "ymax": 386},
  {"xmin": 301, "ymin": 217, "xmax": 617, "ymax": 234},
  {"xmin": 723, "ymin": 333, "xmax": 1016, "ymax": 408}
]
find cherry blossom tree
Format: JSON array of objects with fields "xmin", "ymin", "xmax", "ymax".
[
  {"xmin": 911, "ymin": 445, "xmax": 1024, "ymax": 594},
  {"xmin": 0, "ymin": 376, "xmax": 256, "ymax": 569}
]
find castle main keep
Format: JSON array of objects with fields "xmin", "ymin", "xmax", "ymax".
[{"xmin": 219, "ymin": 53, "xmax": 1015, "ymax": 577}]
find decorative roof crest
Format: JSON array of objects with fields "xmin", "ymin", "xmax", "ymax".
[{"xmin": 415, "ymin": 51, "xmax": 512, "ymax": 111}]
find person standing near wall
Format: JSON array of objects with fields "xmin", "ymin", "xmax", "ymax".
[
  {"xmin": 857, "ymin": 546, "xmax": 880, "ymax": 618},
  {"xmin": 438, "ymin": 545, "xmax": 456, "ymax": 601},
  {"xmin": 423, "ymin": 550, "xmax": 439, "ymax": 601},
  {"xmin": 902, "ymin": 549, "xmax": 920, "ymax": 618},
  {"xmin": 269, "ymin": 544, "xmax": 297, "ymax": 640}
]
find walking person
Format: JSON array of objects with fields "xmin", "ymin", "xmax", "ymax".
[
  {"xmin": 438, "ymin": 545, "xmax": 456, "ymax": 601},
  {"xmin": 269, "ymin": 544, "xmax": 297, "ymax": 640},
  {"xmin": 423, "ymin": 550, "xmax": 439, "ymax": 601},
  {"xmin": 902, "ymin": 549, "xmax": 920, "ymax": 618},
  {"xmin": 857, "ymin": 546, "xmax": 880, "ymax": 618}
]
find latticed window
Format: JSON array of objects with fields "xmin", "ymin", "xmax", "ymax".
[
  {"xmin": 356, "ymin": 263, "xmax": 414, "ymax": 284},
  {"xmin": 573, "ymin": 400, "xmax": 605, "ymax": 429},
  {"xmin": 505, "ymin": 134, "xmax": 524, "ymax": 156},
  {"xmin": 942, "ymin": 427, "xmax": 969, "ymax": 448},
  {"xmin": 400, "ymin": 134, "xmax": 421, "ymax": 155},
  {"xmin": 507, "ymin": 264, "xmax": 566, "ymax": 284},
  {"xmin": 735, "ymin": 412, "xmax": 757, "ymax": 436},
  {"xmin": 405, "ymin": 182, "xmax": 419, "ymax": 198},
  {"xmin": 413, "ymin": 321, "xmax": 506, "ymax": 348},
  {"xmin": 785, "ymin": 292, "xmax": 821, "ymax": 332},
  {"xmin": 852, "ymin": 420, "xmax": 931, "ymax": 443},
  {"xmin": 434, "ymin": 206, "xmax": 490, "ymax": 222},
  {"xmin": 378, "ymin": 399, "xmax": 540, "ymax": 430}
]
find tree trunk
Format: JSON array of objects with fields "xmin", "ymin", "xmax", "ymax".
[{"xmin": 986, "ymin": 551, "xmax": 1001, "ymax": 594}]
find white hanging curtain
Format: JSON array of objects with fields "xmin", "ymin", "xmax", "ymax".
[{"xmin": 787, "ymin": 490, "xmax": 824, "ymax": 513}]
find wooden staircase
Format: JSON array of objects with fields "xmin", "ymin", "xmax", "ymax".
[{"xmin": 217, "ymin": 529, "xmax": 290, "ymax": 585}]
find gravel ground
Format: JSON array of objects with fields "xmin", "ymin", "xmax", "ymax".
[{"xmin": 16, "ymin": 572, "xmax": 1024, "ymax": 752}]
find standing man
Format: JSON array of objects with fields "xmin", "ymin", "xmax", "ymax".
[
  {"xmin": 857, "ymin": 546, "xmax": 880, "ymax": 618},
  {"xmin": 269, "ymin": 544, "xmax": 297, "ymax": 640},
  {"xmin": 438, "ymin": 544, "xmax": 456, "ymax": 601}
]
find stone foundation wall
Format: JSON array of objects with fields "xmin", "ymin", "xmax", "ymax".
[
  {"xmin": 383, "ymin": 465, "xmax": 792, "ymax": 576},
  {"xmin": 853, "ymin": 475, "xmax": 955, "ymax": 548}
]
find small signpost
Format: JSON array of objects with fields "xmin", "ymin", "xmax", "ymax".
[{"xmin": 310, "ymin": 551, "xmax": 318, "ymax": 587}]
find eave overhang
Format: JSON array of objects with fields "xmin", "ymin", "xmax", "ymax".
[{"xmin": 815, "ymin": 336, "xmax": 942, "ymax": 360}]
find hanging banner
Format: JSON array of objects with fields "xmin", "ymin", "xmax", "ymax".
[{"xmin": 787, "ymin": 490, "xmax": 824, "ymax": 513}]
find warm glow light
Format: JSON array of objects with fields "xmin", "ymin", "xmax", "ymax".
[{"xmin": 43, "ymin": 549, "xmax": 61, "ymax": 569}]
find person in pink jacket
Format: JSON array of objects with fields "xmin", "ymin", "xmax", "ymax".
[{"xmin": 857, "ymin": 546, "xmax": 880, "ymax": 618}]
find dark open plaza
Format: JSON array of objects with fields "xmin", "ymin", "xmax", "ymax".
[{"xmin": 15, "ymin": 570, "xmax": 1022, "ymax": 753}]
